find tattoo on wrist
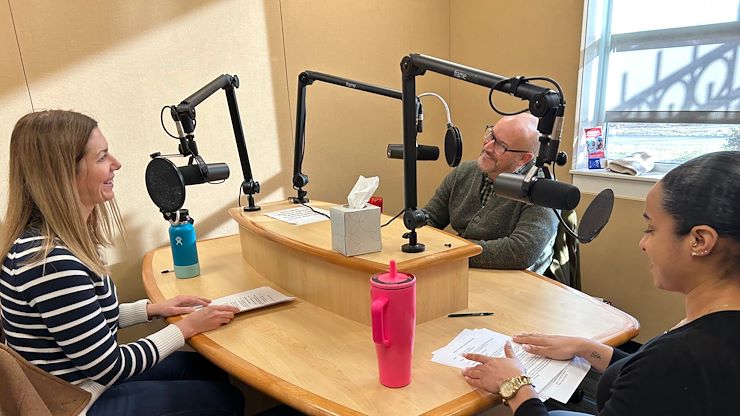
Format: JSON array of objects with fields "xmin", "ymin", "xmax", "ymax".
[{"xmin": 591, "ymin": 351, "xmax": 601, "ymax": 359}]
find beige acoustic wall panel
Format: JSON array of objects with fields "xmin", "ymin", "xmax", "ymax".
[
  {"xmin": 280, "ymin": 0, "xmax": 452, "ymax": 216},
  {"xmin": 3, "ymin": 1, "xmax": 292, "ymax": 329},
  {"xmin": 449, "ymin": 0, "xmax": 583, "ymax": 183},
  {"xmin": 0, "ymin": 1, "xmax": 34, "ymax": 214}
]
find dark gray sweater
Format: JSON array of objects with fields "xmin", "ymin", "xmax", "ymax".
[{"xmin": 423, "ymin": 161, "xmax": 557, "ymax": 273}]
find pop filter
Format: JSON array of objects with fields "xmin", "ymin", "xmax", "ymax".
[
  {"xmin": 146, "ymin": 156, "xmax": 230, "ymax": 213},
  {"xmin": 576, "ymin": 188, "xmax": 614, "ymax": 243},
  {"xmin": 444, "ymin": 124, "xmax": 462, "ymax": 167},
  {"xmin": 146, "ymin": 157, "xmax": 187, "ymax": 213}
]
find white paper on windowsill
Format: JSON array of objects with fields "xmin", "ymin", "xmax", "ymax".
[
  {"xmin": 431, "ymin": 328, "xmax": 590, "ymax": 404},
  {"xmin": 264, "ymin": 206, "xmax": 331, "ymax": 225}
]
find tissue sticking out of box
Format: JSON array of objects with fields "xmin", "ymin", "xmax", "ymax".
[
  {"xmin": 348, "ymin": 176, "xmax": 380, "ymax": 209},
  {"xmin": 331, "ymin": 177, "xmax": 382, "ymax": 256}
]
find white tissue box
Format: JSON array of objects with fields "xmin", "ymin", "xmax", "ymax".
[{"xmin": 330, "ymin": 204, "xmax": 382, "ymax": 256}]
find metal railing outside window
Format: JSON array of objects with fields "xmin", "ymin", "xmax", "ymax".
[{"xmin": 575, "ymin": 0, "xmax": 740, "ymax": 170}]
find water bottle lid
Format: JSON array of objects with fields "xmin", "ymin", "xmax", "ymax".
[
  {"xmin": 167, "ymin": 209, "xmax": 193, "ymax": 225},
  {"xmin": 371, "ymin": 260, "xmax": 415, "ymax": 287}
]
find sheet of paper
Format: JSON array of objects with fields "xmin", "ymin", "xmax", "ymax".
[
  {"xmin": 431, "ymin": 328, "xmax": 583, "ymax": 397},
  {"xmin": 206, "ymin": 286, "xmax": 295, "ymax": 313},
  {"xmin": 264, "ymin": 206, "xmax": 330, "ymax": 225},
  {"xmin": 538, "ymin": 356, "xmax": 591, "ymax": 404}
]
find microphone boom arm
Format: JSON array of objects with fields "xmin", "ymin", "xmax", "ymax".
[
  {"xmin": 291, "ymin": 70, "xmax": 425, "ymax": 203},
  {"xmin": 399, "ymin": 53, "xmax": 565, "ymax": 252},
  {"xmin": 172, "ymin": 74, "xmax": 261, "ymax": 211}
]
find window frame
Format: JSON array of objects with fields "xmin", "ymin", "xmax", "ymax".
[{"xmin": 571, "ymin": 0, "xmax": 740, "ymax": 198}]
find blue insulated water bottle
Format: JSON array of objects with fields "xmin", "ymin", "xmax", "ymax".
[{"xmin": 168, "ymin": 209, "xmax": 200, "ymax": 279}]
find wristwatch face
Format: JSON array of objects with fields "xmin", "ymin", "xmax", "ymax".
[
  {"xmin": 500, "ymin": 375, "xmax": 531, "ymax": 400},
  {"xmin": 500, "ymin": 379, "xmax": 516, "ymax": 399}
]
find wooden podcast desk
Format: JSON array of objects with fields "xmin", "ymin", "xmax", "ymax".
[
  {"xmin": 142, "ymin": 202, "xmax": 639, "ymax": 416},
  {"xmin": 229, "ymin": 200, "xmax": 484, "ymax": 325}
]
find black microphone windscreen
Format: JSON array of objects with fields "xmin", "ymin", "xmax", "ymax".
[
  {"xmin": 529, "ymin": 178, "xmax": 581, "ymax": 211},
  {"xmin": 145, "ymin": 157, "xmax": 186, "ymax": 213}
]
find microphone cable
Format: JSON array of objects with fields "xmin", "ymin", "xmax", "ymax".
[
  {"xmin": 381, "ymin": 208, "xmax": 405, "ymax": 228},
  {"xmin": 488, "ymin": 76, "xmax": 564, "ymax": 116},
  {"xmin": 160, "ymin": 105, "xmax": 197, "ymax": 139},
  {"xmin": 418, "ymin": 92, "xmax": 452, "ymax": 124},
  {"xmin": 300, "ymin": 202, "xmax": 330, "ymax": 219}
]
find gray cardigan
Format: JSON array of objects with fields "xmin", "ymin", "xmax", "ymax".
[{"xmin": 423, "ymin": 161, "xmax": 557, "ymax": 273}]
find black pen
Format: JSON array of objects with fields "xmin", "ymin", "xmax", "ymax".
[{"xmin": 447, "ymin": 312, "xmax": 494, "ymax": 317}]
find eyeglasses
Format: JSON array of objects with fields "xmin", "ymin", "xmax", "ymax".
[{"xmin": 483, "ymin": 125, "xmax": 531, "ymax": 156}]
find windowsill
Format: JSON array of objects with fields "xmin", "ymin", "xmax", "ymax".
[{"xmin": 570, "ymin": 169, "xmax": 662, "ymax": 201}]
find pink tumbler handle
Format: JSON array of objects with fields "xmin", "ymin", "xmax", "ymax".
[{"xmin": 371, "ymin": 297, "xmax": 390, "ymax": 347}]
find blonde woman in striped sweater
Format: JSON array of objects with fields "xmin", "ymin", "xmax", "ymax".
[{"xmin": 1, "ymin": 110, "xmax": 244, "ymax": 415}]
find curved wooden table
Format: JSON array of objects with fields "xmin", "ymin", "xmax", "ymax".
[{"xmin": 143, "ymin": 232, "xmax": 639, "ymax": 416}]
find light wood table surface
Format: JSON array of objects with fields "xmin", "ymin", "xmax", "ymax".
[{"xmin": 142, "ymin": 234, "xmax": 639, "ymax": 416}]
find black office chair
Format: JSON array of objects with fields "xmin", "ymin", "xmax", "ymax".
[
  {"xmin": 544, "ymin": 214, "xmax": 593, "ymax": 412},
  {"xmin": 545, "ymin": 210, "xmax": 581, "ymax": 290}
]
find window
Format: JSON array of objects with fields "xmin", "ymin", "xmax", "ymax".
[{"xmin": 575, "ymin": 0, "xmax": 740, "ymax": 172}]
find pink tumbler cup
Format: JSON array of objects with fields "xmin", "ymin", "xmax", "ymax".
[{"xmin": 371, "ymin": 259, "xmax": 416, "ymax": 388}]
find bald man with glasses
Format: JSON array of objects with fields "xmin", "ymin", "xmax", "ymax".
[{"xmin": 423, "ymin": 113, "xmax": 558, "ymax": 273}]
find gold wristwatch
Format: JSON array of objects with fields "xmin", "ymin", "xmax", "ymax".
[{"xmin": 499, "ymin": 374, "xmax": 533, "ymax": 406}]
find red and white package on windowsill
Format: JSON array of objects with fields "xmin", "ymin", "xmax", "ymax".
[{"xmin": 584, "ymin": 126, "xmax": 606, "ymax": 169}]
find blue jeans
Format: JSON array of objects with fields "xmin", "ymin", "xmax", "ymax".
[{"xmin": 88, "ymin": 351, "xmax": 245, "ymax": 416}]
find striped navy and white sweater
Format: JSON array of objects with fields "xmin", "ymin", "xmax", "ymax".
[{"xmin": 0, "ymin": 232, "xmax": 185, "ymax": 410}]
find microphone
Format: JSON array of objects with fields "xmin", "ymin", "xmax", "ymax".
[
  {"xmin": 387, "ymin": 144, "xmax": 439, "ymax": 161},
  {"xmin": 145, "ymin": 156, "xmax": 230, "ymax": 213},
  {"xmin": 177, "ymin": 159, "xmax": 230, "ymax": 185},
  {"xmin": 386, "ymin": 127, "xmax": 461, "ymax": 165},
  {"xmin": 494, "ymin": 167, "xmax": 614, "ymax": 243},
  {"xmin": 530, "ymin": 178, "xmax": 580, "ymax": 210},
  {"xmin": 495, "ymin": 170, "xmax": 580, "ymax": 211}
]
